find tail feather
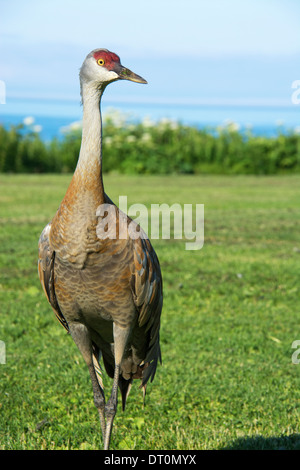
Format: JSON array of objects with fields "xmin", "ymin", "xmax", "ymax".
[
  {"xmin": 92, "ymin": 345, "xmax": 104, "ymax": 390},
  {"xmin": 141, "ymin": 339, "xmax": 162, "ymax": 387},
  {"xmin": 118, "ymin": 376, "xmax": 132, "ymax": 411}
]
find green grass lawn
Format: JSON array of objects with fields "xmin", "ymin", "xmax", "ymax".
[{"xmin": 0, "ymin": 173, "xmax": 300, "ymax": 450}]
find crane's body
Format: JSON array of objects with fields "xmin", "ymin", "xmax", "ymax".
[{"xmin": 38, "ymin": 49, "xmax": 162, "ymax": 450}]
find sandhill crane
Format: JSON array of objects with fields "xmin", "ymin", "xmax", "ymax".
[{"xmin": 38, "ymin": 49, "xmax": 163, "ymax": 450}]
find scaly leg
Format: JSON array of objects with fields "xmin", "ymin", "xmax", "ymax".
[
  {"xmin": 103, "ymin": 323, "xmax": 131, "ymax": 450},
  {"xmin": 69, "ymin": 323, "xmax": 106, "ymax": 445}
]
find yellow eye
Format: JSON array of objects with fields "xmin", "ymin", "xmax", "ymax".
[{"xmin": 97, "ymin": 58, "xmax": 105, "ymax": 66}]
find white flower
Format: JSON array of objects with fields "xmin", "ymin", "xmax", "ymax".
[
  {"xmin": 69, "ymin": 121, "xmax": 82, "ymax": 131},
  {"xmin": 223, "ymin": 119, "xmax": 240, "ymax": 132},
  {"xmin": 32, "ymin": 124, "xmax": 42, "ymax": 133},
  {"xmin": 141, "ymin": 132, "xmax": 152, "ymax": 143},
  {"xmin": 23, "ymin": 116, "xmax": 35, "ymax": 126},
  {"xmin": 104, "ymin": 136, "xmax": 113, "ymax": 145},
  {"xmin": 294, "ymin": 126, "xmax": 300, "ymax": 135},
  {"xmin": 126, "ymin": 135, "xmax": 136, "ymax": 143},
  {"xmin": 230, "ymin": 123, "xmax": 240, "ymax": 132},
  {"xmin": 142, "ymin": 116, "xmax": 155, "ymax": 128},
  {"xmin": 103, "ymin": 108, "xmax": 128, "ymax": 128},
  {"xmin": 159, "ymin": 117, "xmax": 179, "ymax": 130},
  {"xmin": 169, "ymin": 121, "xmax": 179, "ymax": 130},
  {"xmin": 60, "ymin": 120, "xmax": 82, "ymax": 134}
]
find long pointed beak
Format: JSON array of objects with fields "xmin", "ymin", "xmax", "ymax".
[{"xmin": 116, "ymin": 65, "xmax": 147, "ymax": 84}]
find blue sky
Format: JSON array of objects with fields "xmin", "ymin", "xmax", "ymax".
[{"xmin": 1, "ymin": 0, "xmax": 300, "ymax": 132}]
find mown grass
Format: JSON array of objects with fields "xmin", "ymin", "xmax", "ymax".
[{"xmin": 0, "ymin": 173, "xmax": 299, "ymax": 450}]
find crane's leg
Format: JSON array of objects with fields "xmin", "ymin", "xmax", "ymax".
[
  {"xmin": 69, "ymin": 323, "xmax": 106, "ymax": 444},
  {"xmin": 103, "ymin": 323, "xmax": 130, "ymax": 450}
]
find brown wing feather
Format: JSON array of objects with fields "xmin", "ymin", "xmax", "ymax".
[
  {"xmin": 38, "ymin": 223, "xmax": 69, "ymax": 331},
  {"xmin": 131, "ymin": 236, "xmax": 163, "ymax": 386}
]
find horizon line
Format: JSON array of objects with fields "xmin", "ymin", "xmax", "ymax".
[{"xmin": 5, "ymin": 93, "xmax": 297, "ymax": 110}]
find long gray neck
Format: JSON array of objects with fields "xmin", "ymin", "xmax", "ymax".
[{"xmin": 75, "ymin": 82, "xmax": 105, "ymax": 197}]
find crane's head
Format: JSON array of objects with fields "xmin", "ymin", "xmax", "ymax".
[{"xmin": 80, "ymin": 48, "xmax": 147, "ymax": 92}]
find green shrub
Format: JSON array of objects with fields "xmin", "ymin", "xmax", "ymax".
[{"xmin": 0, "ymin": 114, "xmax": 300, "ymax": 175}]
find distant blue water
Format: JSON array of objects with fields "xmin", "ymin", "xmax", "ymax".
[{"xmin": 0, "ymin": 99, "xmax": 299, "ymax": 141}]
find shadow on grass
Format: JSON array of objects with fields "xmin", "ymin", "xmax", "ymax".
[{"xmin": 223, "ymin": 434, "xmax": 300, "ymax": 450}]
